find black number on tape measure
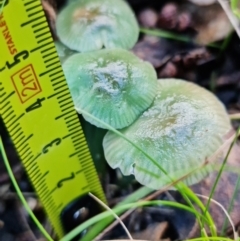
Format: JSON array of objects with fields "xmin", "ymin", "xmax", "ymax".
[
  {"xmin": 26, "ymin": 97, "xmax": 45, "ymax": 112},
  {"xmin": 57, "ymin": 172, "xmax": 75, "ymax": 188},
  {"xmin": 5, "ymin": 50, "xmax": 29, "ymax": 70},
  {"xmin": 42, "ymin": 138, "xmax": 61, "ymax": 154},
  {"xmin": 50, "ymin": 172, "xmax": 76, "ymax": 194}
]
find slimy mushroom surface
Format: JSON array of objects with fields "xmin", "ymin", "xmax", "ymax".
[
  {"xmin": 63, "ymin": 49, "xmax": 158, "ymax": 129},
  {"xmin": 103, "ymin": 79, "xmax": 231, "ymax": 189},
  {"xmin": 56, "ymin": 0, "xmax": 139, "ymax": 52}
]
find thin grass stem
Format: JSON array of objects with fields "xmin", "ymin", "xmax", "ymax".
[
  {"xmin": 60, "ymin": 200, "xmax": 205, "ymax": 241},
  {"xmin": 88, "ymin": 192, "xmax": 133, "ymax": 240},
  {"xmin": 201, "ymin": 127, "xmax": 240, "ymax": 227},
  {"xmin": 0, "ymin": 136, "xmax": 54, "ymax": 241},
  {"xmin": 77, "ymin": 108, "xmax": 216, "ymax": 238}
]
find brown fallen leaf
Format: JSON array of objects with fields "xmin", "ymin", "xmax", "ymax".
[
  {"xmin": 119, "ymin": 222, "xmax": 169, "ymax": 241},
  {"xmin": 189, "ymin": 142, "xmax": 240, "ymax": 237}
]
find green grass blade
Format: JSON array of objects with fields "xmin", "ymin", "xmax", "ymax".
[
  {"xmin": 202, "ymin": 127, "xmax": 240, "ymax": 226},
  {"xmin": 76, "ymin": 108, "xmax": 215, "ymax": 238},
  {"xmin": 60, "ymin": 200, "xmax": 205, "ymax": 241},
  {"xmin": 80, "ymin": 185, "xmax": 153, "ymax": 241},
  {"xmin": 140, "ymin": 27, "xmax": 221, "ymax": 48},
  {"xmin": 0, "ymin": 136, "xmax": 54, "ymax": 241},
  {"xmin": 221, "ymin": 174, "xmax": 240, "ymax": 235},
  {"xmin": 0, "ymin": 0, "xmax": 6, "ymax": 14}
]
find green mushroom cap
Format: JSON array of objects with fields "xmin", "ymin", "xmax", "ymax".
[
  {"xmin": 103, "ymin": 79, "xmax": 231, "ymax": 189},
  {"xmin": 56, "ymin": 0, "xmax": 139, "ymax": 52},
  {"xmin": 63, "ymin": 49, "xmax": 158, "ymax": 129},
  {"xmin": 55, "ymin": 41, "xmax": 77, "ymax": 64}
]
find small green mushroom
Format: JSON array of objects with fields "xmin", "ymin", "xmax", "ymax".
[
  {"xmin": 63, "ymin": 48, "xmax": 158, "ymax": 129},
  {"xmin": 56, "ymin": 0, "xmax": 139, "ymax": 52},
  {"xmin": 103, "ymin": 79, "xmax": 231, "ymax": 189}
]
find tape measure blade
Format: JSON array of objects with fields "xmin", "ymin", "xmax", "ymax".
[{"xmin": 0, "ymin": 0, "xmax": 106, "ymax": 237}]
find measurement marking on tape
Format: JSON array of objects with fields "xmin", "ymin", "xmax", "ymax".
[
  {"xmin": 36, "ymin": 182, "xmax": 48, "ymax": 193},
  {"xmin": 11, "ymin": 128, "xmax": 22, "ymax": 138},
  {"xmin": 29, "ymin": 170, "xmax": 41, "ymax": 181},
  {"xmin": 35, "ymin": 171, "xmax": 49, "ymax": 183},
  {"xmin": 18, "ymin": 144, "xmax": 29, "ymax": 155},
  {"xmin": 66, "ymin": 126, "xmax": 82, "ymax": 134},
  {"xmin": 72, "ymin": 136, "xmax": 85, "ymax": 143},
  {"xmin": 49, "ymin": 70, "xmax": 63, "ymax": 78},
  {"xmin": 65, "ymin": 130, "xmax": 81, "ymax": 139},
  {"xmin": 28, "ymin": 9, "xmax": 43, "ymax": 17},
  {"xmin": 0, "ymin": 91, "xmax": 15, "ymax": 104},
  {"xmin": 15, "ymin": 134, "xmax": 33, "ymax": 149},
  {"xmin": 73, "ymin": 143, "xmax": 86, "ymax": 151},
  {"xmin": 47, "ymin": 89, "xmax": 69, "ymax": 100},
  {"xmin": 41, "ymin": 45, "xmax": 55, "ymax": 54},
  {"xmin": 74, "ymin": 145, "xmax": 87, "ymax": 152},
  {"xmin": 52, "ymin": 80, "xmax": 66, "ymax": 87},
  {"xmin": 41, "ymin": 188, "xmax": 53, "ymax": 199},
  {"xmin": 26, "ymin": 3, "xmax": 41, "ymax": 12},
  {"xmin": 43, "ymin": 52, "xmax": 56, "ymax": 61},
  {"xmin": 0, "ymin": 92, "xmax": 6, "ymax": 98},
  {"xmin": 44, "ymin": 200, "xmax": 57, "ymax": 213},
  {"xmin": 37, "ymin": 36, "xmax": 52, "ymax": 45},
  {"xmin": 70, "ymin": 149, "xmax": 88, "ymax": 158},
  {"xmin": 21, "ymin": 151, "xmax": 32, "ymax": 161},
  {"xmin": 24, "ymin": 0, "xmax": 39, "ymax": 6},
  {"xmin": 35, "ymin": 30, "xmax": 51, "ymax": 38},
  {"xmin": 21, "ymin": 14, "xmax": 45, "ymax": 27},
  {"xmin": 13, "ymin": 131, "xmax": 24, "ymax": 142},
  {"xmin": 46, "ymin": 61, "xmax": 60, "ymax": 69},
  {"xmin": 50, "ymin": 76, "xmax": 64, "ymax": 83},
  {"xmin": 30, "ymin": 41, "xmax": 53, "ymax": 53},
  {"xmin": 1, "ymin": 102, "xmax": 11, "ymax": 113},
  {"xmin": 8, "ymin": 114, "xmax": 25, "ymax": 131},
  {"xmin": 55, "ymin": 110, "xmax": 75, "ymax": 120},
  {"xmin": 33, "ymin": 25, "xmax": 48, "ymax": 34},
  {"xmin": 61, "ymin": 104, "xmax": 74, "ymax": 113},
  {"xmin": 72, "ymin": 134, "xmax": 84, "ymax": 142},
  {"xmin": 27, "ymin": 162, "xmax": 37, "ymax": 172},
  {"xmin": 40, "ymin": 66, "xmax": 62, "ymax": 76},
  {"xmin": 32, "ymin": 20, "xmax": 47, "ymax": 29},
  {"xmin": 66, "ymin": 118, "xmax": 79, "ymax": 128},
  {"xmin": 25, "ymin": 153, "xmax": 41, "ymax": 166},
  {"xmin": 54, "ymin": 84, "xmax": 69, "ymax": 92},
  {"xmin": 57, "ymin": 93, "xmax": 71, "ymax": 101},
  {"xmin": 44, "ymin": 55, "xmax": 58, "ymax": 64},
  {"xmin": 82, "ymin": 185, "xmax": 89, "ymax": 191},
  {"xmin": 61, "ymin": 105, "xmax": 73, "ymax": 113},
  {"xmin": 24, "ymin": 155, "xmax": 34, "ymax": 166},
  {"xmin": 4, "ymin": 113, "xmax": 15, "ymax": 124},
  {"xmin": 1, "ymin": 106, "xmax": 13, "ymax": 117}
]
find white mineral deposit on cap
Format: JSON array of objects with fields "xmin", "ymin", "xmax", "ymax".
[{"xmin": 103, "ymin": 79, "xmax": 232, "ymax": 189}]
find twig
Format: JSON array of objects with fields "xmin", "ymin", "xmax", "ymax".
[
  {"xmin": 89, "ymin": 192, "xmax": 133, "ymax": 240},
  {"xmin": 218, "ymin": 0, "xmax": 240, "ymax": 39},
  {"xmin": 229, "ymin": 113, "xmax": 240, "ymax": 120},
  {"xmin": 196, "ymin": 194, "xmax": 238, "ymax": 241}
]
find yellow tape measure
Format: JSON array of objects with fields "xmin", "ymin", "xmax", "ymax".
[{"xmin": 0, "ymin": 0, "xmax": 106, "ymax": 237}]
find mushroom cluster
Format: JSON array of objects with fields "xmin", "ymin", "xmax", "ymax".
[
  {"xmin": 103, "ymin": 79, "xmax": 231, "ymax": 189},
  {"xmin": 56, "ymin": 0, "xmax": 231, "ymax": 189}
]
